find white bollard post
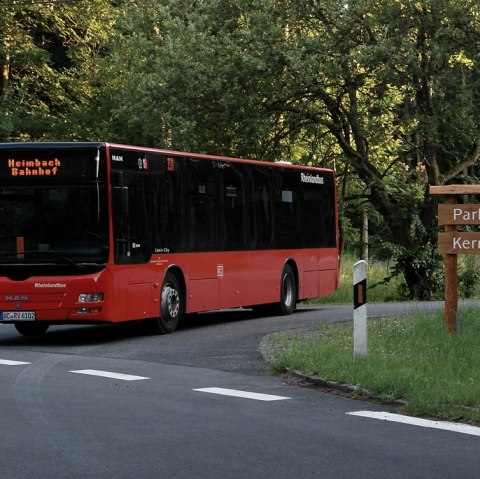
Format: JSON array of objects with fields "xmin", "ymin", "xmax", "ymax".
[{"xmin": 353, "ymin": 260, "xmax": 367, "ymax": 357}]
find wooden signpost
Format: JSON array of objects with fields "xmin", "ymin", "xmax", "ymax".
[{"xmin": 430, "ymin": 185, "xmax": 480, "ymax": 333}]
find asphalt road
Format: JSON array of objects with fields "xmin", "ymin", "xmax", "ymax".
[{"xmin": 0, "ymin": 302, "xmax": 479, "ymax": 478}]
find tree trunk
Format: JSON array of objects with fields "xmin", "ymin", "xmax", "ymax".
[
  {"xmin": 360, "ymin": 210, "xmax": 368, "ymax": 263},
  {"xmin": 1, "ymin": 54, "xmax": 9, "ymax": 97}
]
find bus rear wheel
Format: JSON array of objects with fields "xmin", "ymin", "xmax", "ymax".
[
  {"xmin": 151, "ymin": 272, "xmax": 184, "ymax": 334},
  {"xmin": 276, "ymin": 264, "xmax": 297, "ymax": 315},
  {"xmin": 14, "ymin": 322, "xmax": 49, "ymax": 336}
]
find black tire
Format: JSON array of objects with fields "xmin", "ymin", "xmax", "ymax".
[
  {"xmin": 14, "ymin": 322, "xmax": 49, "ymax": 336},
  {"xmin": 151, "ymin": 272, "xmax": 184, "ymax": 334},
  {"xmin": 276, "ymin": 264, "xmax": 297, "ymax": 315}
]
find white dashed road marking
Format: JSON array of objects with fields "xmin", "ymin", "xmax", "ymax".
[
  {"xmin": 193, "ymin": 387, "xmax": 291, "ymax": 401},
  {"xmin": 1, "ymin": 359, "xmax": 287, "ymax": 399},
  {"xmin": 348, "ymin": 410, "xmax": 480, "ymax": 437},
  {"xmin": 70, "ymin": 369, "xmax": 149, "ymax": 381},
  {"xmin": 0, "ymin": 359, "xmax": 31, "ymax": 366}
]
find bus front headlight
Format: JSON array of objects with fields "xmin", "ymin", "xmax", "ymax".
[{"xmin": 78, "ymin": 293, "xmax": 104, "ymax": 302}]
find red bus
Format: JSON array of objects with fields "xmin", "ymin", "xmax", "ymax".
[{"xmin": 0, "ymin": 142, "xmax": 339, "ymax": 336}]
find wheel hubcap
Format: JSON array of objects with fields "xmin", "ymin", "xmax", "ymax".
[{"xmin": 163, "ymin": 284, "xmax": 180, "ymax": 319}]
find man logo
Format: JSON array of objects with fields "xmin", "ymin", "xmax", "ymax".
[{"xmin": 5, "ymin": 295, "xmax": 29, "ymax": 301}]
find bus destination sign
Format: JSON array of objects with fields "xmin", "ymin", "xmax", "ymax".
[
  {"xmin": 7, "ymin": 157, "xmax": 62, "ymax": 176},
  {"xmin": 0, "ymin": 148, "xmax": 104, "ymax": 182}
]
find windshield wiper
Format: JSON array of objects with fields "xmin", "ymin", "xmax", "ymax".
[
  {"xmin": 43, "ymin": 250, "xmax": 80, "ymax": 267},
  {"xmin": 0, "ymin": 250, "xmax": 80, "ymax": 267}
]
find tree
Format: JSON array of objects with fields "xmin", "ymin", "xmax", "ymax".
[
  {"xmin": 5, "ymin": 0, "xmax": 480, "ymax": 298},
  {"xmin": 0, "ymin": 0, "xmax": 118, "ymax": 141},
  {"xmin": 100, "ymin": 0, "xmax": 480, "ymax": 298},
  {"xmin": 275, "ymin": 0, "xmax": 480, "ymax": 298}
]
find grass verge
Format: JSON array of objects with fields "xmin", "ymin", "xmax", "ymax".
[
  {"xmin": 271, "ymin": 309, "xmax": 480, "ymax": 423},
  {"xmin": 312, "ymin": 255, "xmax": 403, "ymax": 304}
]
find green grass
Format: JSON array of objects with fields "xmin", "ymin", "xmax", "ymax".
[
  {"xmin": 313, "ymin": 255, "xmax": 403, "ymax": 304},
  {"xmin": 272, "ymin": 309, "xmax": 480, "ymax": 423},
  {"xmin": 314, "ymin": 253, "xmax": 480, "ymax": 304}
]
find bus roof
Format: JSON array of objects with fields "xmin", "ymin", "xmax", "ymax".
[{"xmin": 0, "ymin": 141, "xmax": 334, "ymax": 173}]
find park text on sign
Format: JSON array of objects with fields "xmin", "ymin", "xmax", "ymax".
[{"xmin": 438, "ymin": 204, "xmax": 480, "ymax": 225}]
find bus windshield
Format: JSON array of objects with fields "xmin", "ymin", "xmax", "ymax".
[{"xmin": 0, "ymin": 185, "xmax": 109, "ymax": 278}]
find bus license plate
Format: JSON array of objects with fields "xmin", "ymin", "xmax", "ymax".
[{"xmin": 0, "ymin": 311, "xmax": 36, "ymax": 321}]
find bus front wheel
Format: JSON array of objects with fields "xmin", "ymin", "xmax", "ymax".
[{"xmin": 152, "ymin": 272, "xmax": 184, "ymax": 334}]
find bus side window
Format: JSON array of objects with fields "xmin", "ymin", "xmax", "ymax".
[
  {"xmin": 129, "ymin": 174, "xmax": 153, "ymax": 261},
  {"xmin": 244, "ymin": 168, "xmax": 257, "ymax": 249},
  {"xmin": 253, "ymin": 167, "xmax": 274, "ymax": 249},
  {"xmin": 274, "ymin": 168, "xmax": 301, "ymax": 249},
  {"xmin": 154, "ymin": 157, "xmax": 185, "ymax": 253},
  {"xmin": 112, "ymin": 171, "xmax": 153, "ymax": 263},
  {"xmin": 219, "ymin": 162, "xmax": 246, "ymax": 251},
  {"xmin": 300, "ymin": 172, "xmax": 336, "ymax": 248},
  {"xmin": 186, "ymin": 158, "xmax": 217, "ymax": 252}
]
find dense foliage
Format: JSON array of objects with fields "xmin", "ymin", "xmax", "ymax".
[{"xmin": 2, "ymin": 0, "xmax": 480, "ymax": 299}]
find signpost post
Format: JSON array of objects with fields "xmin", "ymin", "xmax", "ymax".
[{"xmin": 430, "ymin": 185, "xmax": 480, "ymax": 333}]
